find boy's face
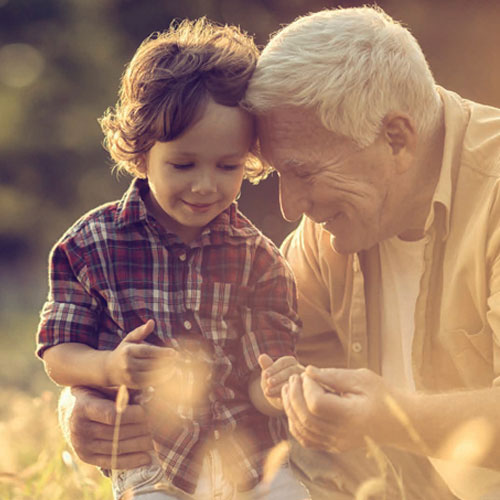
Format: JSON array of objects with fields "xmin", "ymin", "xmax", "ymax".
[{"xmin": 142, "ymin": 98, "xmax": 252, "ymax": 243}]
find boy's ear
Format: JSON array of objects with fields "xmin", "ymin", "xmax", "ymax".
[
  {"xmin": 136, "ymin": 154, "xmax": 148, "ymax": 178},
  {"xmin": 382, "ymin": 113, "xmax": 417, "ymax": 171}
]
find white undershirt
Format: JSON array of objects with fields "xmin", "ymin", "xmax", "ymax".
[
  {"xmin": 379, "ymin": 236, "xmax": 500, "ymax": 499},
  {"xmin": 379, "ymin": 235, "xmax": 427, "ymax": 391}
]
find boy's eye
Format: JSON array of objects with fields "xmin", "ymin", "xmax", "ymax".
[
  {"xmin": 170, "ymin": 163, "xmax": 194, "ymax": 169},
  {"xmin": 219, "ymin": 164, "xmax": 241, "ymax": 171}
]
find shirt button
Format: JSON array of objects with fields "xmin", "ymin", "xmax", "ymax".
[
  {"xmin": 179, "ymin": 253, "xmax": 187, "ymax": 261},
  {"xmin": 351, "ymin": 341, "xmax": 363, "ymax": 353},
  {"xmin": 214, "ymin": 429, "xmax": 220, "ymax": 440},
  {"xmin": 183, "ymin": 320, "xmax": 192, "ymax": 330}
]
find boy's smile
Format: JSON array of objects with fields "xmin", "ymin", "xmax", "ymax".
[{"xmin": 141, "ymin": 98, "xmax": 253, "ymax": 243}]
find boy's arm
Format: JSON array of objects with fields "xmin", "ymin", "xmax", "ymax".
[
  {"xmin": 43, "ymin": 342, "xmax": 113, "ymax": 387},
  {"xmin": 43, "ymin": 320, "xmax": 177, "ymax": 388},
  {"xmin": 248, "ymin": 366, "xmax": 283, "ymax": 417}
]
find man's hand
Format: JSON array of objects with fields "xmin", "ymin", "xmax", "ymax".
[
  {"xmin": 105, "ymin": 320, "xmax": 178, "ymax": 388},
  {"xmin": 58, "ymin": 386, "xmax": 154, "ymax": 469},
  {"xmin": 258, "ymin": 354, "xmax": 304, "ymax": 411},
  {"xmin": 282, "ymin": 366, "xmax": 407, "ymax": 453}
]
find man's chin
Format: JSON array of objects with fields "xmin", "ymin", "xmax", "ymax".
[{"xmin": 329, "ymin": 233, "xmax": 367, "ymax": 255}]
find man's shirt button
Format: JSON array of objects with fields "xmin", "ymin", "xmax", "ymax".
[{"xmin": 351, "ymin": 341, "xmax": 363, "ymax": 353}]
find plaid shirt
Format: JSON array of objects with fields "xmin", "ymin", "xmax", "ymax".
[{"xmin": 37, "ymin": 178, "xmax": 300, "ymax": 493}]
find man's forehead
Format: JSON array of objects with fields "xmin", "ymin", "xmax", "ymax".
[
  {"xmin": 257, "ymin": 106, "xmax": 320, "ymax": 136},
  {"xmin": 257, "ymin": 107, "xmax": 340, "ymax": 162}
]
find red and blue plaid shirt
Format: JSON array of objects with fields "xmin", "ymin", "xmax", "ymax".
[{"xmin": 37, "ymin": 178, "xmax": 300, "ymax": 493}]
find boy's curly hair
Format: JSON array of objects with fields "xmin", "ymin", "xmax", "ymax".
[{"xmin": 99, "ymin": 18, "xmax": 271, "ymax": 184}]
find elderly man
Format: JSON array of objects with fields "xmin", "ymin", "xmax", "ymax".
[
  {"xmin": 57, "ymin": 6, "xmax": 500, "ymax": 499},
  {"xmin": 242, "ymin": 5, "xmax": 500, "ymax": 499}
]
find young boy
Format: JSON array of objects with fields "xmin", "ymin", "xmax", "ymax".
[{"xmin": 36, "ymin": 18, "xmax": 308, "ymax": 500}]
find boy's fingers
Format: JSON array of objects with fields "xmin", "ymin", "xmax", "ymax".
[
  {"xmin": 123, "ymin": 320, "xmax": 155, "ymax": 344},
  {"xmin": 127, "ymin": 344, "xmax": 176, "ymax": 360},
  {"xmin": 265, "ymin": 385, "xmax": 284, "ymax": 398},
  {"xmin": 264, "ymin": 356, "xmax": 302, "ymax": 377}
]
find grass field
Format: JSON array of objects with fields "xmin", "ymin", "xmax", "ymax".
[
  {"xmin": 2, "ymin": 295, "xmax": 487, "ymax": 499},
  {"xmin": 0, "ymin": 305, "xmax": 113, "ymax": 499}
]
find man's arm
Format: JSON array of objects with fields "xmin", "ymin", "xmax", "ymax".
[
  {"xmin": 282, "ymin": 366, "xmax": 500, "ymax": 470},
  {"xmin": 58, "ymin": 386, "xmax": 153, "ymax": 469}
]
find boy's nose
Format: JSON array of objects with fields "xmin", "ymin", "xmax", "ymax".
[
  {"xmin": 279, "ymin": 176, "xmax": 311, "ymax": 222},
  {"xmin": 192, "ymin": 171, "xmax": 216, "ymax": 194}
]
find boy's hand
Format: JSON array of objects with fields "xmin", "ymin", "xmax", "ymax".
[
  {"xmin": 105, "ymin": 320, "xmax": 177, "ymax": 389},
  {"xmin": 258, "ymin": 354, "xmax": 304, "ymax": 410}
]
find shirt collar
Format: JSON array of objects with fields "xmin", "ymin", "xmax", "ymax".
[
  {"xmin": 424, "ymin": 87, "xmax": 471, "ymax": 240},
  {"xmin": 115, "ymin": 177, "xmax": 258, "ymax": 242},
  {"xmin": 115, "ymin": 177, "xmax": 150, "ymax": 229}
]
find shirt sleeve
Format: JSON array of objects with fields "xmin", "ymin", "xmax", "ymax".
[
  {"xmin": 238, "ymin": 237, "xmax": 301, "ymax": 377},
  {"xmin": 280, "ymin": 216, "xmax": 349, "ymax": 368},
  {"xmin": 486, "ymin": 209, "xmax": 500, "ymax": 387},
  {"xmin": 36, "ymin": 236, "xmax": 101, "ymax": 358}
]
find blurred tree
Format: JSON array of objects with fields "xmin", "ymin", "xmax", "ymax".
[{"xmin": 0, "ymin": 0, "xmax": 499, "ymax": 315}]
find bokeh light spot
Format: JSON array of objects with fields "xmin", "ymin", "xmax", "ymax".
[{"xmin": 0, "ymin": 43, "xmax": 45, "ymax": 88}]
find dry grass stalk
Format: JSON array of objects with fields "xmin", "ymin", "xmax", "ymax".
[
  {"xmin": 111, "ymin": 385, "xmax": 130, "ymax": 470},
  {"xmin": 262, "ymin": 440, "xmax": 290, "ymax": 485}
]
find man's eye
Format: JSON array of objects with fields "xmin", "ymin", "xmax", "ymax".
[{"xmin": 293, "ymin": 169, "xmax": 311, "ymax": 179}]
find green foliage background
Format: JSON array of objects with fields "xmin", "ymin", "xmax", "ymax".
[{"xmin": 0, "ymin": 0, "xmax": 499, "ymax": 497}]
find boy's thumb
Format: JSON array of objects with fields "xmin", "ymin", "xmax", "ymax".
[
  {"xmin": 258, "ymin": 353, "xmax": 273, "ymax": 370},
  {"xmin": 124, "ymin": 319, "xmax": 155, "ymax": 343}
]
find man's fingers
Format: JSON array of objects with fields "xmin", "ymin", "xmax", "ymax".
[
  {"xmin": 78, "ymin": 432, "xmax": 154, "ymax": 455},
  {"xmin": 96, "ymin": 402, "xmax": 149, "ymax": 427},
  {"xmin": 76, "ymin": 418, "xmax": 151, "ymax": 442},
  {"xmin": 305, "ymin": 365, "xmax": 368, "ymax": 394},
  {"xmin": 282, "ymin": 382, "xmax": 327, "ymax": 449},
  {"xmin": 108, "ymin": 452, "xmax": 152, "ymax": 470},
  {"xmin": 81, "ymin": 451, "xmax": 152, "ymax": 470},
  {"xmin": 123, "ymin": 319, "xmax": 155, "ymax": 344},
  {"xmin": 287, "ymin": 374, "xmax": 338, "ymax": 434},
  {"xmin": 301, "ymin": 372, "xmax": 342, "ymax": 416}
]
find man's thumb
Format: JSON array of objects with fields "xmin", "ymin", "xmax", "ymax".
[
  {"xmin": 305, "ymin": 365, "xmax": 346, "ymax": 393},
  {"xmin": 124, "ymin": 319, "xmax": 155, "ymax": 343}
]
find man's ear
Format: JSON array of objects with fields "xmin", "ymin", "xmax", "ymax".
[{"xmin": 382, "ymin": 113, "xmax": 417, "ymax": 171}]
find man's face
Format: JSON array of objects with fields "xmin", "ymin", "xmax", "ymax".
[{"xmin": 258, "ymin": 107, "xmax": 401, "ymax": 254}]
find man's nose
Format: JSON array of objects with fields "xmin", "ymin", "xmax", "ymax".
[{"xmin": 279, "ymin": 176, "xmax": 310, "ymax": 222}]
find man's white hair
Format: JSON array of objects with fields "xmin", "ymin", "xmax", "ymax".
[{"xmin": 244, "ymin": 6, "xmax": 442, "ymax": 147}]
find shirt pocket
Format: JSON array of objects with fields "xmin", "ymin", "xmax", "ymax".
[
  {"xmin": 198, "ymin": 281, "xmax": 251, "ymax": 342},
  {"xmin": 443, "ymin": 326, "xmax": 493, "ymax": 387}
]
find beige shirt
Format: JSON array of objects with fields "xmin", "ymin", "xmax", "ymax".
[{"xmin": 281, "ymin": 87, "xmax": 500, "ymax": 392}]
